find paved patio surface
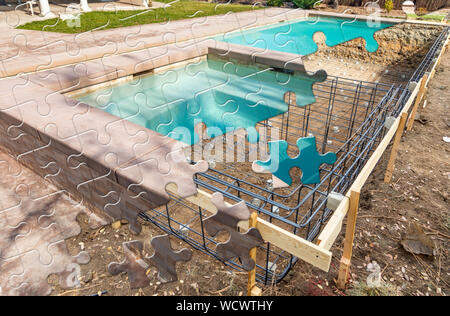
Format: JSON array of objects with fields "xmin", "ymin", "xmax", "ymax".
[{"xmin": 0, "ymin": 5, "xmax": 307, "ymax": 78}]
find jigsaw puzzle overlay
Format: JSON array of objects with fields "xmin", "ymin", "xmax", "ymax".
[
  {"xmin": 108, "ymin": 235, "xmax": 192, "ymax": 288},
  {"xmin": 253, "ymin": 136, "xmax": 337, "ymax": 186},
  {"xmin": 0, "ymin": 1, "xmax": 394, "ymax": 295},
  {"xmin": 204, "ymin": 193, "xmax": 264, "ymax": 271},
  {"xmin": 78, "ymin": 56, "xmax": 326, "ymax": 145},
  {"xmin": 215, "ymin": 15, "xmax": 393, "ymax": 54}
]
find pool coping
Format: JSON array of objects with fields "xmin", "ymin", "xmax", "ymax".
[
  {"xmin": 0, "ymin": 14, "xmax": 447, "ymax": 276},
  {"xmin": 2, "ymin": 8, "xmax": 308, "ymax": 79},
  {"xmin": 0, "ymin": 40, "xmax": 337, "ymax": 271},
  {"xmin": 208, "ymin": 41, "xmax": 307, "ymax": 71},
  {"xmin": 4, "ymin": 8, "xmax": 445, "ymax": 80}
]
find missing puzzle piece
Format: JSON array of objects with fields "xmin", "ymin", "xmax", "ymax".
[{"xmin": 148, "ymin": 235, "xmax": 192, "ymax": 283}]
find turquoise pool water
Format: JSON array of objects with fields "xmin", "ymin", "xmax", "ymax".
[
  {"xmin": 215, "ymin": 17, "xmax": 393, "ymax": 55},
  {"xmin": 78, "ymin": 58, "xmax": 325, "ymax": 145}
]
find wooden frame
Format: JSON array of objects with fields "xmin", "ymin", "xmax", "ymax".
[
  {"xmin": 164, "ymin": 32, "xmax": 448, "ymax": 289},
  {"xmin": 322, "ymin": 33, "xmax": 448, "ymax": 288},
  {"xmin": 337, "ymin": 190, "xmax": 360, "ymax": 289},
  {"xmin": 166, "ymin": 184, "xmax": 333, "ymax": 272},
  {"xmin": 384, "ymin": 112, "xmax": 408, "ymax": 183},
  {"xmin": 247, "ymin": 212, "xmax": 262, "ymax": 296},
  {"xmin": 406, "ymin": 74, "xmax": 428, "ymax": 131}
]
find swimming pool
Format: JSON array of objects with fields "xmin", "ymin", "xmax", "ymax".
[
  {"xmin": 215, "ymin": 16, "xmax": 394, "ymax": 55},
  {"xmin": 78, "ymin": 58, "xmax": 325, "ymax": 145}
]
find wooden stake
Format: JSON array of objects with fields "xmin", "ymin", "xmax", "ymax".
[
  {"xmin": 406, "ymin": 74, "xmax": 428, "ymax": 131},
  {"xmin": 384, "ymin": 112, "xmax": 408, "ymax": 183},
  {"xmin": 337, "ymin": 189, "xmax": 360, "ymax": 289},
  {"xmin": 247, "ymin": 212, "xmax": 261, "ymax": 296}
]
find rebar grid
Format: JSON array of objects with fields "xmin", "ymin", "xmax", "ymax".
[
  {"xmin": 139, "ymin": 27, "xmax": 449, "ymax": 284},
  {"xmin": 410, "ymin": 27, "xmax": 449, "ymax": 84}
]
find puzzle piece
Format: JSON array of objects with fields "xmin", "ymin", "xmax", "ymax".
[
  {"xmin": 109, "ymin": 235, "xmax": 191, "ymax": 287},
  {"xmin": 203, "ymin": 192, "xmax": 264, "ymax": 271},
  {"xmin": 0, "ymin": 255, "xmax": 25, "ymax": 296},
  {"xmin": 148, "ymin": 235, "xmax": 192, "ymax": 283},
  {"xmin": 2, "ymin": 193, "xmax": 86, "ymax": 265},
  {"xmin": 0, "ymin": 1, "xmax": 434, "ymax": 297},
  {"xmin": 253, "ymin": 136, "xmax": 336, "ymax": 187},
  {"xmin": 0, "ymin": 151, "xmax": 101, "ymax": 295},
  {"xmin": 108, "ymin": 240, "xmax": 151, "ymax": 289},
  {"xmin": 7, "ymin": 241, "xmax": 89, "ymax": 296}
]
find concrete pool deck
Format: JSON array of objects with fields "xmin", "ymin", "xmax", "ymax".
[
  {"xmin": 0, "ymin": 4, "xmax": 448, "ymax": 295},
  {"xmin": 0, "ymin": 7, "xmax": 307, "ymax": 78},
  {"xmin": 1, "ymin": 6, "xmax": 447, "ymax": 79}
]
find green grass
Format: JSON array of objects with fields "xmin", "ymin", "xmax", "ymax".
[
  {"xmin": 17, "ymin": 1, "xmax": 262, "ymax": 33},
  {"xmin": 406, "ymin": 13, "xmax": 446, "ymax": 22},
  {"xmin": 383, "ymin": 13, "xmax": 446, "ymax": 22}
]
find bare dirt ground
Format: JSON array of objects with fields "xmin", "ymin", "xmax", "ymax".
[
  {"xmin": 43, "ymin": 50, "xmax": 449, "ymax": 296},
  {"xmin": 271, "ymin": 49, "xmax": 450, "ymax": 297},
  {"xmin": 52, "ymin": 50, "xmax": 449, "ymax": 297},
  {"xmin": 0, "ymin": 8, "xmax": 447, "ymax": 296}
]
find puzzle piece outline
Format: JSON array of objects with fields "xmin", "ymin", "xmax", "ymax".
[
  {"xmin": 203, "ymin": 192, "xmax": 264, "ymax": 271},
  {"xmin": 254, "ymin": 136, "xmax": 337, "ymax": 186}
]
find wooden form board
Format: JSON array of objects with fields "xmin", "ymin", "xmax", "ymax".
[
  {"xmin": 337, "ymin": 189, "xmax": 361, "ymax": 288},
  {"xmin": 427, "ymin": 35, "xmax": 449, "ymax": 85},
  {"xmin": 318, "ymin": 77, "xmax": 424, "ymax": 249},
  {"xmin": 166, "ymin": 183, "xmax": 332, "ymax": 272},
  {"xmin": 384, "ymin": 112, "xmax": 409, "ymax": 183},
  {"xmin": 317, "ymin": 115, "xmax": 401, "ymax": 249},
  {"xmin": 247, "ymin": 212, "xmax": 261, "ymax": 296},
  {"xmin": 162, "ymin": 32, "xmax": 448, "ymax": 274},
  {"xmin": 318, "ymin": 32, "xmax": 449, "ymax": 252},
  {"xmin": 407, "ymin": 75, "xmax": 428, "ymax": 130}
]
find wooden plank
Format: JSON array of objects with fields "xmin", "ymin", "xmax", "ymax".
[
  {"xmin": 318, "ymin": 107, "xmax": 402, "ymax": 250},
  {"xmin": 384, "ymin": 112, "xmax": 408, "ymax": 183},
  {"xmin": 166, "ymin": 183, "xmax": 332, "ymax": 272},
  {"xmin": 337, "ymin": 189, "xmax": 361, "ymax": 289},
  {"xmin": 352, "ymin": 118, "xmax": 400, "ymax": 191},
  {"xmin": 407, "ymin": 74, "xmax": 428, "ymax": 131},
  {"xmin": 247, "ymin": 212, "xmax": 260, "ymax": 296},
  {"xmin": 317, "ymin": 196, "xmax": 350, "ymax": 250},
  {"xmin": 428, "ymin": 69, "xmax": 436, "ymax": 83},
  {"xmin": 402, "ymin": 78, "xmax": 422, "ymax": 115}
]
